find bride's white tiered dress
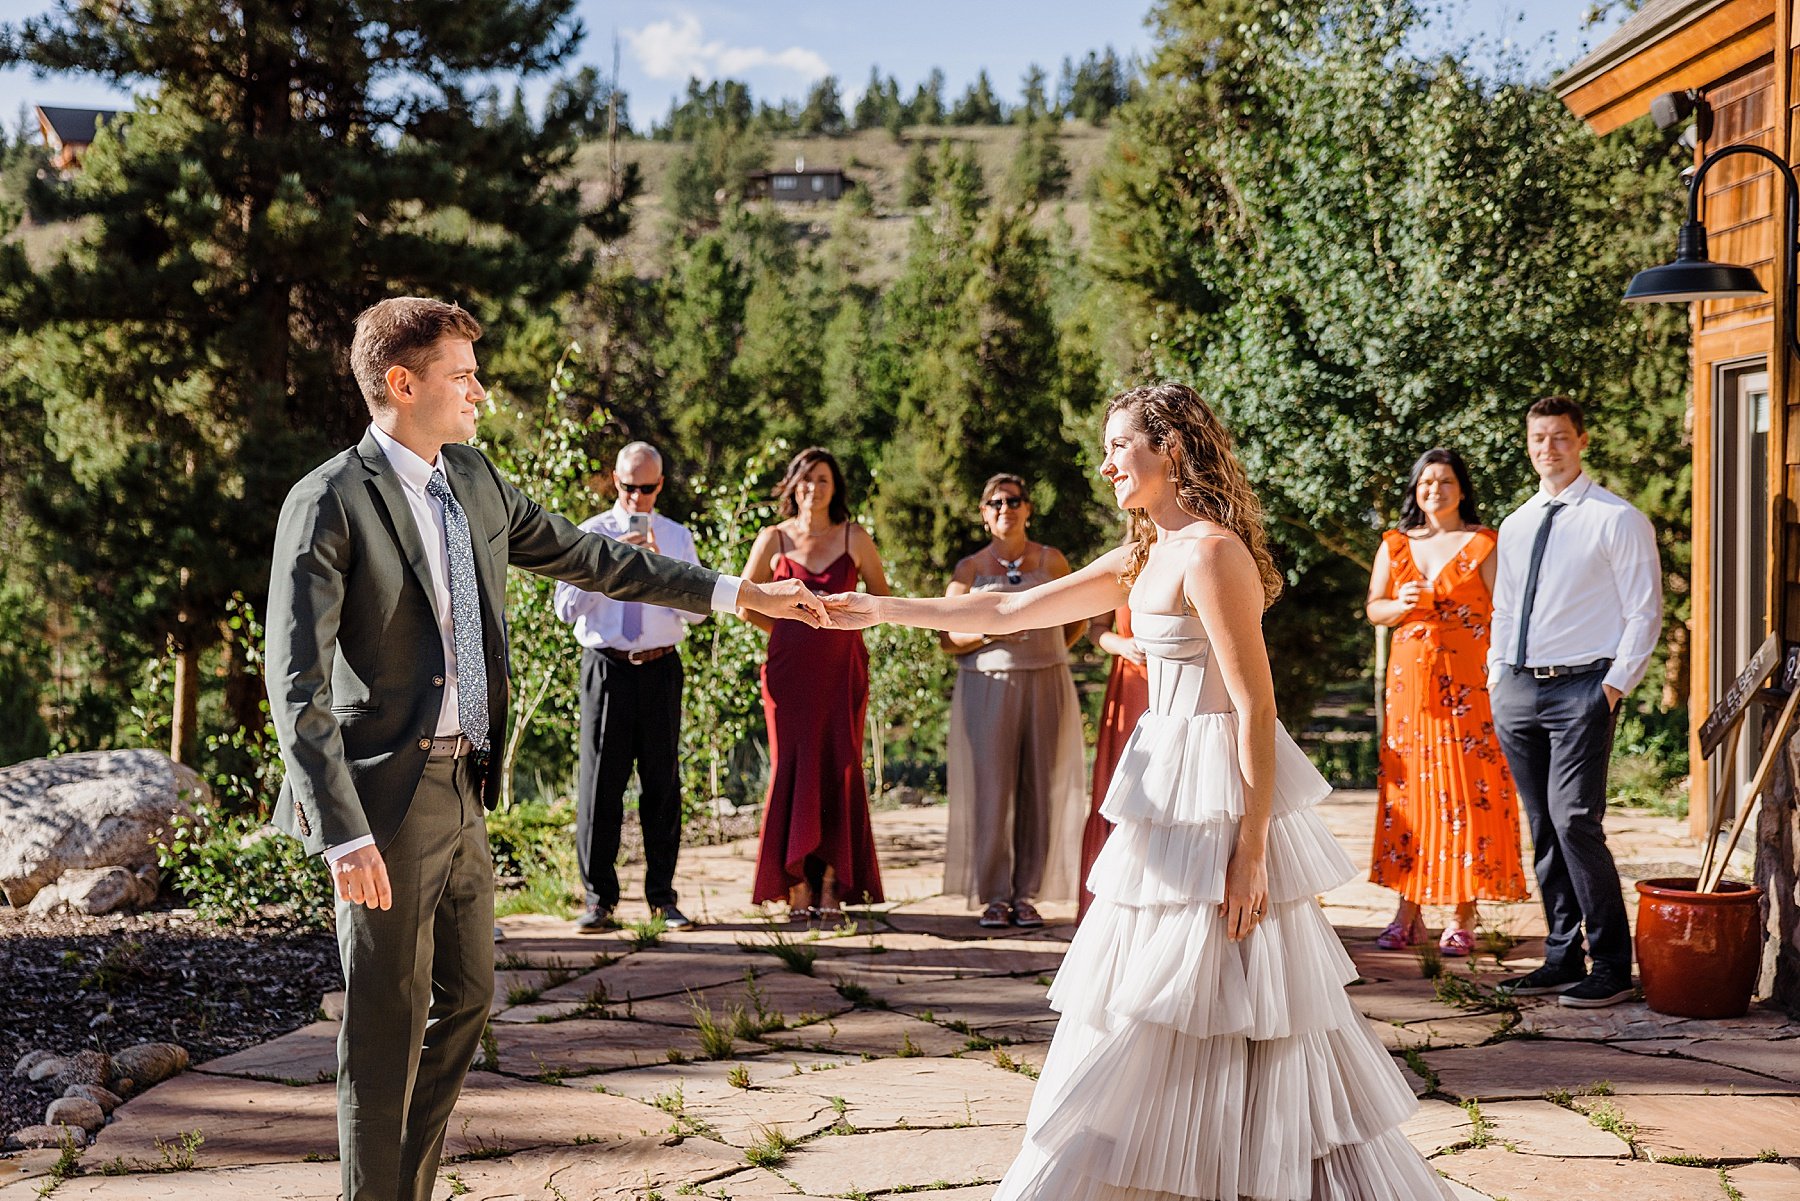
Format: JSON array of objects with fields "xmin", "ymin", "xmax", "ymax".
[{"xmin": 994, "ymin": 610, "xmax": 1449, "ymax": 1201}]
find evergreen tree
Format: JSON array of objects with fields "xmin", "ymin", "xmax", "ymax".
[
  {"xmin": 1007, "ymin": 120, "xmax": 1071, "ymax": 205},
  {"xmin": 0, "ymin": 0, "xmax": 614, "ymax": 757},
  {"xmin": 546, "ymin": 65, "xmax": 631, "ymax": 137},
  {"xmin": 908, "ymin": 68, "xmax": 947, "ymax": 126},
  {"xmin": 660, "ymin": 233, "xmax": 751, "ymax": 478},
  {"xmin": 950, "ymin": 69, "xmax": 1007, "ymax": 125},
  {"xmin": 900, "ymin": 141, "xmax": 935, "ymax": 207},
  {"xmin": 1017, "ymin": 64, "xmax": 1055, "ymax": 124},
  {"xmin": 853, "ymin": 67, "xmax": 888, "ymax": 130},
  {"xmin": 799, "ymin": 75, "xmax": 847, "ymax": 135},
  {"xmin": 665, "ymin": 123, "xmax": 770, "ymax": 232},
  {"xmin": 659, "ymin": 77, "xmax": 755, "ymax": 139}
]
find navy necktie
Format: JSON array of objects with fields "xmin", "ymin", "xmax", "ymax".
[
  {"xmin": 1512, "ymin": 499, "xmax": 1565, "ymax": 668},
  {"xmin": 425, "ymin": 472, "xmax": 490, "ymax": 752}
]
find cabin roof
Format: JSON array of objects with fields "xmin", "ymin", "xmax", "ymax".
[
  {"xmin": 34, "ymin": 105, "xmax": 119, "ymax": 147},
  {"xmin": 1555, "ymin": 0, "xmax": 1772, "ymax": 134}
]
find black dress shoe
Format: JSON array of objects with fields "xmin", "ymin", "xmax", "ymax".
[
  {"xmin": 1498, "ymin": 962, "xmax": 1585, "ymax": 995},
  {"xmin": 651, "ymin": 904, "xmax": 692, "ymax": 930},
  {"xmin": 575, "ymin": 906, "xmax": 616, "ymax": 933},
  {"xmin": 1558, "ymin": 971, "xmax": 1635, "ymax": 1009}
]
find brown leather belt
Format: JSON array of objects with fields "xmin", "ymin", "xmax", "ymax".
[
  {"xmin": 600, "ymin": 645, "xmax": 677, "ymax": 666},
  {"xmin": 426, "ymin": 734, "xmax": 475, "ymax": 759}
]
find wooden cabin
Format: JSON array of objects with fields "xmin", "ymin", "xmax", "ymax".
[
  {"xmin": 1557, "ymin": 0, "xmax": 1800, "ymax": 1008},
  {"xmin": 745, "ymin": 157, "xmax": 853, "ymax": 203},
  {"xmin": 33, "ymin": 105, "xmax": 119, "ymax": 172}
]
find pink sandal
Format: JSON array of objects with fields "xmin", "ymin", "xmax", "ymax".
[
  {"xmin": 1375, "ymin": 916, "xmax": 1426, "ymax": 950},
  {"xmin": 1438, "ymin": 928, "xmax": 1476, "ymax": 957}
]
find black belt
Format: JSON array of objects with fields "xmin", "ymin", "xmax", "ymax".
[
  {"xmin": 1513, "ymin": 659, "xmax": 1611, "ymax": 680},
  {"xmin": 599, "ymin": 645, "xmax": 677, "ymax": 666}
]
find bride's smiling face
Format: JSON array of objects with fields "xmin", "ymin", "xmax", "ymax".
[{"xmin": 1100, "ymin": 409, "xmax": 1173, "ymax": 511}]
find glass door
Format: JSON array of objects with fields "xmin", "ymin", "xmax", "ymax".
[{"xmin": 1714, "ymin": 362, "xmax": 1770, "ymax": 815}]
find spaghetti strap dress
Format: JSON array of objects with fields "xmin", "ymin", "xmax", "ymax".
[
  {"xmin": 751, "ymin": 527, "xmax": 885, "ymax": 906},
  {"xmin": 1370, "ymin": 529, "xmax": 1527, "ymax": 907}
]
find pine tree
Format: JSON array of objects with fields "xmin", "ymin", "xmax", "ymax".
[
  {"xmin": 908, "ymin": 68, "xmax": 947, "ymax": 126},
  {"xmin": 853, "ymin": 67, "xmax": 888, "ymax": 130},
  {"xmin": 900, "ymin": 142, "xmax": 935, "ymax": 207},
  {"xmin": 1017, "ymin": 64, "xmax": 1055, "ymax": 124},
  {"xmin": 950, "ymin": 69, "xmax": 1007, "ymax": 125},
  {"xmin": 1008, "ymin": 121, "xmax": 1071, "ymax": 205},
  {"xmin": 799, "ymin": 76, "xmax": 847, "ymax": 135},
  {"xmin": 0, "ymin": 0, "xmax": 615, "ymax": 758}
]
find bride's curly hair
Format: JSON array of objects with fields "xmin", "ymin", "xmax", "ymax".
[{"xmin": 1107, "ymin": 383, "xmax": 1283, "ymax": 610}]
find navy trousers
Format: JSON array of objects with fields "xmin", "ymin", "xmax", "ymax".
[{"xmin": 1490, "ymin": 668, "xmax": 1631, "ymax": 977}]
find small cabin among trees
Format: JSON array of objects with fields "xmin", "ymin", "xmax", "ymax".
[
  {"xmin": 745, "ymin": 158, "xmax": 853, "ymax": 203},
  {"xmin": 34, "ymin": 105, "xmax": 119, "ymax": 171}
]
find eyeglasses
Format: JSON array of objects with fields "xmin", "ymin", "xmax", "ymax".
[
  {"xmin": 983, "ymin": 496, "xmax": 1026, "ymax": 511},
  {"xmin": 618, "ymin": 481, "xmax": 662, "ymax": 495}
]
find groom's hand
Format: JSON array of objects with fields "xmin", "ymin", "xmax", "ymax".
[
  {"xmin": 331, "ymin": 845, "xmax": 393, "ymax": 910},
  {"xmin": 821, "ymin": 592, "xmax": 880, "ymax": 630},
  {"xmin": 740, "ymin": 577, "xmax": 828, "ymax": 627}
]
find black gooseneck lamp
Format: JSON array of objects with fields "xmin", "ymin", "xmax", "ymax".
[{"xmin": 1625, "ymin": 142, "xmax": 1800, "ymax": 359}]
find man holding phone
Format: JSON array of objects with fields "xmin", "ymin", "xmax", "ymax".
[{"xmin": 553, "ymin": 442, "xmax": 705, "ymax": 931}]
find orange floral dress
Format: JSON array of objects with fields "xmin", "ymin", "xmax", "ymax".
[{"xmin": 1371, "ymin": 529, "xmax": 1528, "ymax": 906}]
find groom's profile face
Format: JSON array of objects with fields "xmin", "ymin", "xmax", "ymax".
[{"xmin": 390, "ymin": 336, "xmax": 486, "ymax": 446}]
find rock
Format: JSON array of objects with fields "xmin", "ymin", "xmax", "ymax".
[
  {"xmin": 26, "ymin": 1056, "xmax": 68, "ymax": 1083},
  {"xmin": 5, "ymin": 1123, "xmax": 88, "ymax": 1150},
  {"xmin": 54, "ymin": 1049, "xmax": 113, "ymax": 1089},
  {"xmin": 62, "ymin": 1084, "xmax": 122, "ymax": 1114},
  {"xmin": 26, "ymin": 864, "xmax": 160, "ymax": 916},
  {"xmin": 0, "ymin": 749, "xmax": 207, "ymax": 907},
  {"xmin": 13, "ymin": 1049, "xmax": 56, "ymax": 1078},
  {"xmin": 111, "ymin": 1042, "xmax": 188, "ymax": 1088},
  {"xmin": 113, "ymin": 1077, "xmax": 134, "ymax": 1096},
  {"xmin": 44, "ymin": 1097, "xmax": 104, "ymax": 1133}
]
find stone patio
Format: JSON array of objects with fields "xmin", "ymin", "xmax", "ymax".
[{"xmin": 3, "ymin": 793, "xmax": 1796, "ymax": 1200}]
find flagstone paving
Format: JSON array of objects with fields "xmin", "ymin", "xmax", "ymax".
[{"xmin": 2, "ymin": 791, "xmax": 1793, "ymax": 1200}]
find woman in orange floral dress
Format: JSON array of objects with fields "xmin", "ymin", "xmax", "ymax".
[{"xmin": 1367, "ymin": 448, "xmax": 1527, "ymax": 955}]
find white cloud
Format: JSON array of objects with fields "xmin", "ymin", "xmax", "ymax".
[{"xmin": 623, "ymin": 14, "xmax": 829, "ymax": 83}]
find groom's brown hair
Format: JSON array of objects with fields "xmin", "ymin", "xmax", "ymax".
[{"xmin": 350, "ymin": 297, "xmax": 483, "ymax": 414}]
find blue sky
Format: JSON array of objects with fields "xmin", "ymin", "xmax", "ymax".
[{"xmin": 0, "ymin": 0, "xmax": 1628, "ymax": 135}]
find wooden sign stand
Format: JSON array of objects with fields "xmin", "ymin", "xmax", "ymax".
[{"xmin": 1696, "ymin": 638, "xmax": 1800, "ymax": 893}]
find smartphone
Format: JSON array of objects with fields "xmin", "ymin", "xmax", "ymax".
[{"xmin": 626, "ymin": 513, "xmax": 653, "ymax": 537}]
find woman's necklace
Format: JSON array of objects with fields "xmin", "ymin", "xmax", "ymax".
[{"xmin": 993, "ymin": 544, "xmax": 1027, "ymax": 585}]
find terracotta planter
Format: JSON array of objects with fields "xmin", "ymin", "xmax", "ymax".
[{"xmin": 1634, "ymin": 877, "xmax": 1764, "ymax": 1019}]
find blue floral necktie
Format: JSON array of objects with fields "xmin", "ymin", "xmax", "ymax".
[{"xmin": 425, "ymin": 471, "xmax": 490, "ymax": 752}]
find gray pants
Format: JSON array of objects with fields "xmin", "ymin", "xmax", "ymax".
[
  {"xmin": 1490, "ymin": 668, "xmax": 1630, "ymax": 976},
  {"xmin": 334, "ymin": 754, "xmax": 494, "ymax": 1201}
]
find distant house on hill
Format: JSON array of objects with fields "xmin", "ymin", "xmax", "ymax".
[
  {"xmin": 34, "ymin": 105, "xmax": 121, "ymax": 171},
  {"xmin": 745, "ymin": 157, "xmax": 852, "ymax": 203}
]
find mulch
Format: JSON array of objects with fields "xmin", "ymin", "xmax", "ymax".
[{"xmin": 0, "ymin": 906, "xmax": 339, "ymax": 1137}]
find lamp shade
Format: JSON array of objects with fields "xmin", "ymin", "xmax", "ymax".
[
  {"xmin": 1624, "ymin": 259, "xmax": 1766, "ymax": 303},
  {"xmin": 1624, "ymin": 218, "xmax": 1766, "ymax": 303}
]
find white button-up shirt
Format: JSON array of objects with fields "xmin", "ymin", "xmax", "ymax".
[
  {"xmin": 552, "ymin": 507, "xmax": 705, "ymax": 650},
  {"xmin": 1487, "ymin": 472, "xmax": 1663, "ymax": 695}
]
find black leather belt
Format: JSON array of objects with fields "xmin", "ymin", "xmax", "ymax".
[
  {"xmin": 1515, "ymin": 659, "xmax": 1611, "ymax": 680},
  {"xmin": 600, "ymin": 645, "xmax": 677, "ymax": 666}
]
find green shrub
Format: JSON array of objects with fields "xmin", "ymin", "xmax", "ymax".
[
  {"xmin": 156, "ymin": 804, "xmax": 333, "ymax": 929},
  {"xmin": 486, "ymin": 798, "xmax": 581, "ymax": 918}
]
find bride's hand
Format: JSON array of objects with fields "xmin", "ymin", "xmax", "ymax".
[
  {"xmin": 1220, "ymin": 841, "xmax": 1269, "ymax": 941},
  {"xmin": 821, "ymin": 592, "xmax": 881, "ymax": 630}
]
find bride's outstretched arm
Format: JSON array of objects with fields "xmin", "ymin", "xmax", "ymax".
[
  {"xmin": 825, "ymin": 545, "xmax": 1131, "ymax": 634},
  {"xmin": 1186, "ymin": 535, "xmax": 1276, "ymax": 941}
]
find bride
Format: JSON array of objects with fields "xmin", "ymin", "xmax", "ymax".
[{"xmin": 824, "ymin": 383, "xmax": 1448, "ymax": 1200}]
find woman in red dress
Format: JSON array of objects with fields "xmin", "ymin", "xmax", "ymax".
[
  {"xmin": 1078, "ymin": 605, "xmax": 1150, "ymax": 924},
  {"xmin": 742, "ymin": 448, "xmax": 891, "ymax": 921}
]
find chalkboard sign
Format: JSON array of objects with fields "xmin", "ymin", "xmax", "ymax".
[{"xmin": 1699, "ymin": 631, "xmax": 1781, "ymax": 758}]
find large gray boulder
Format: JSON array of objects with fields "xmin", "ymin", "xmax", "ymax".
[{"xmin": 0, "ymin": 750, "xmax": 206, "ymax": 907}]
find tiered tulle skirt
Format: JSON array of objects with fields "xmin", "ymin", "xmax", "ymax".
[{"xmin": 994, "ymin": 711, "xmax": 1450, "ymax": 1200}]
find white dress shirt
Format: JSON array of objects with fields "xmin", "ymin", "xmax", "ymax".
[
  {"xmin": 327, "ymin": 429, "xmax": 744, "ymax": 865},
  {"xmin": 1487, "ymin": 472, "xmax": 1663, "ymax": 696},
  {"xmin": 552, "ymin": 507, "xmax": 705, "ymax": 650}
]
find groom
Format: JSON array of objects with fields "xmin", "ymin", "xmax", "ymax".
[{"xmin": 265, "ymin": 297, "xmax": 824, "ymax": 1201}]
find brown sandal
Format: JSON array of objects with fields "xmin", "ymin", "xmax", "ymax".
[
  {"xmin": 1010, "ymin": 900, "xmax": 1044, "ymax": 929},
  {"xmin": 978, "ymin": 902, "xmax": 1012, "ymax": 929}
]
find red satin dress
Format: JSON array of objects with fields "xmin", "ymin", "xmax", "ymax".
[
  {"xmin": 751, "ymin": 530, "xmax": 885, "ymax": 906},
  {"xmin": 1077, "ymin": 606, "xmax": 1150, "ymax": 924}
]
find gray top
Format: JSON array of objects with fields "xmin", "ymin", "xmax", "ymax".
[{"xmin": 960, "ymin": 568, "xmax": 1070, "ymax": 673}]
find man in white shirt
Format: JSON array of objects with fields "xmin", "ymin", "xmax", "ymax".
[
  {"xmin": 1487, "ymin": 396, "xmax": 1662, "ymax": 1010},
  {"xmin": 264, "ymin": 298, "xmax": 825, "ymax": 1201},
  {"xmin": 554, "ymin": 442, "xmax": 703, "ymax": 931}
]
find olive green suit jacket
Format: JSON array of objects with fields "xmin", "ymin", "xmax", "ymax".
[{"xmin": 266, "ymin": 428, "xmax": 719, "ymax": 856}]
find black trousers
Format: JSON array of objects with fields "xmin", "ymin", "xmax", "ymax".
[
  {"xmin": 1490, "ymin": 668, "xmax": 1631, "ymax": 976},
  {"xmin": 576, "ymin": 648, "xmax": 684, "ymax": 910}
]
